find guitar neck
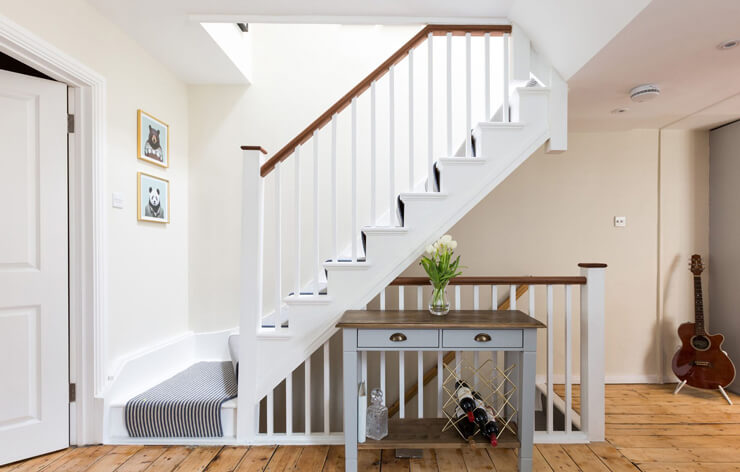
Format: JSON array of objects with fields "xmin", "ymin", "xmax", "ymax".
[{"xmin": 694, "ymin": 275, "xmax": 705, "ymax": 335}]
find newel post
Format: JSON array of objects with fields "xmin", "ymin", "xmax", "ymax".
[
  {"xmin": 578, "ymin": 263, "xmax": 606, "ymax": 442},
  {"xmin": 236, "ymin": 146, "xmax": 267, "ymax": 442}
]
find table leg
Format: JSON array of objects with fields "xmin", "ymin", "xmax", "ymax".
[
  {"xmin": 518, "ymin": 350, "xmax": 535, "ymax": 472},
  {"xmin": 343, "ymin": 341, "xmax": 358, "ymax": 472}
]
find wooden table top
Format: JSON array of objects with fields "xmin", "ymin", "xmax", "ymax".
[{"xmin": 336, "ymin": 309, "xmax": 546, "ymax": 329}]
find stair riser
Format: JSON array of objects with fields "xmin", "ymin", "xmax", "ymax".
[{"xmin": 511, "ymin": 88, "xmax": 549, "ymax": 124}]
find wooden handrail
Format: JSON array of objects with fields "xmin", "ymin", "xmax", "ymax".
[
  {"xmin": 389, "ymin": 275, "xmax": 587, "ymax": 286},
  {"xmin": 259, "ymin": 24, "xmax": 512, "ymax": 177},
  {"xmin": 387, "ymin": 283, "xmax": 530, "ymax": 418},
  {"xmin": 240, "ymin": 145, "xmax": 268, "ymax": 154}
]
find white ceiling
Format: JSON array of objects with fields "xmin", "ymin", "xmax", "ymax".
[{"xmin": 568, "ymin": 0, "xmax": 740, "ymax": 131}]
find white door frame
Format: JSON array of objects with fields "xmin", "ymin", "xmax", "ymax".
[{"xmin": 0, "ymin": 15, "xmax": 106, "ymax": 445}]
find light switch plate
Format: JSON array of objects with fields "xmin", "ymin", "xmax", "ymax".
[
  {"xmin": 614, "ymin": 216, "xmax": 626, "ymax": 227},
  {"xmin": 112, "ymin": 192, "xmax": 125, "ymax": 209}
]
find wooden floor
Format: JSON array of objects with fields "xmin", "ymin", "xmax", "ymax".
[{"xmin": 4, "ymin": 384, "xmax": 740, "ymax": 472}]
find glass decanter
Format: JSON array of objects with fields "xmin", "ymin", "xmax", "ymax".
[{"xmin": 366, "ymin": 388, "xmax": 388, "ymax": 440}]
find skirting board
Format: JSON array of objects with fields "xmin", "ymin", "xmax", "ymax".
[{"xmin": 535, "ymin": 374, "xmax": 661, "ymax": 385}]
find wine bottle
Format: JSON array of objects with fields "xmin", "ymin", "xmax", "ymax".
[
  {"xmin": 471, "ymin": 394, "xmax": 488, "ymax": 426},
  {"xmin": 454, "ymin": 381, "xmax": 476, "ymax": 422},
  {"xmin": 454, "ymin": 406, "xmax": 476, "ymax": 439},
  {"xmin": 480, "ymin": 406, "xmax": 500, "ymax": 447}
]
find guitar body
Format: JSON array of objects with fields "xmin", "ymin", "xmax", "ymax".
[{"xmin": 672, "ymin": 322, "xmax": 736, "ymax": 389}]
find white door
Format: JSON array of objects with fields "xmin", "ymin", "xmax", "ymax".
[{"xmin": 0, "ymin": 69, "xmax": 69, "ymax": 464}]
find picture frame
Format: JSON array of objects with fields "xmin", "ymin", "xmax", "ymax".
[
  {"xmin": 137, "ymin": 109, "xmax": 169, "ymax": 167},
  {"xmin": 137, "ymin": 172, "xmax": 170, "ymax": 223}
]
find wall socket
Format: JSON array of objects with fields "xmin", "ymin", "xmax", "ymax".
[{"xmin": 614, "ymin": 216, "xmax": 626, "ymax": 227}]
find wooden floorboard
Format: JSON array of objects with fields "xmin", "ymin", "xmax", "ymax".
[{"xmin": 7, "ymin": 384, "xmax": 740, "ymax": 471}]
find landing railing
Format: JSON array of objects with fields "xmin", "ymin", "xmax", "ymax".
[
  {"xmin": 240, "ymin": 24, "xmax": 514, "ymax": 331},
  {"xmin": 253, "ymin": 264, "xmax": 606, "ymax": 445}
]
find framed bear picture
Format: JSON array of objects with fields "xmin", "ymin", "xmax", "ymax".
[
  {"xmin": 137, "ymin": 172, "xmax": 170, "ymax": 223},
  {"xmin": 137, "ymin": 109, "xmax": 169, "ymax": 167}
]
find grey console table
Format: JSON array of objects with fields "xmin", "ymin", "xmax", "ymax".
[{"xmin": 337, "ymin": 309, "xmax": 545, "ymax": 472}]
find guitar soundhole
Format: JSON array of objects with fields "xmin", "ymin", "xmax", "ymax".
[{"xmin": 691, "ymin": 335, "xmax": 710, "ymax": 351}]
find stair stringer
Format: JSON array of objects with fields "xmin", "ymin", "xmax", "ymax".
[{"xmin": 251, "ymin": 88, "xmax": 550, "ymax": 400}]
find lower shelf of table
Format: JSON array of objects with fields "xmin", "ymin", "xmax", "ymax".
[{"xmin": 357, "ymin": 418, "xmax": 519, "ymax": 450}]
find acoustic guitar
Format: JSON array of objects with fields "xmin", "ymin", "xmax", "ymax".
[{"xmin": 671, "ymin": 255, "xmax": 736, "ymax": 389}]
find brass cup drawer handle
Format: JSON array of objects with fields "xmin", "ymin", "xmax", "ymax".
[
  {"xmin": 474, "ymin": 333, "xmax": 492, "ymax": 343},
  {"xmin": 389, "ymin": 333, "xmax": 407, "ymax": 342}
]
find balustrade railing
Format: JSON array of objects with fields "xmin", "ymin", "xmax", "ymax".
[{"xmin": 253, "ymin": 265, "xmax": 606, "ymax": 445}]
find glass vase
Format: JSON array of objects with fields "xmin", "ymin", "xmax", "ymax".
[{"xmin": 429, "ymin": 282, "xmax": 450, "ymax": 316}]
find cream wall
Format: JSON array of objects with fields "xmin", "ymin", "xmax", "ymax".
[
  {"xmin": 0, "ymin": 0, "xmax": 191, "ymax": 368},
  {"xmin": 658, "ymin": 130, "xmax": 710, "ymax": 382},
  {"xmin": 397, "ymin": 130, "xmax": 709, "ymax": 382}
]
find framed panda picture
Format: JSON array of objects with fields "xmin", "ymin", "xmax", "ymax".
[
  {"xmin": 137, "ymin": 172, "xmax": 170, "ymax": 223},
  {"xmin": 137, "ymin": 109, "xmax": 169, "ymax": 167}
]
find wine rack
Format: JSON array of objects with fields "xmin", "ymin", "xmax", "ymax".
[{"xmin": 441, "ymin": 357, "xmax": 519, "ymax": 442}]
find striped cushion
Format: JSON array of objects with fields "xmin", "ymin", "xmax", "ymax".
[{"xmin": 125, "ymin": 361, "xmax": 237, "ymax": 437}]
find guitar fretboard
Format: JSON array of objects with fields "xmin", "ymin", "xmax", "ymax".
[{"xmin": 694, "ymin": 275, "xmax": 705, "ymax": 335}]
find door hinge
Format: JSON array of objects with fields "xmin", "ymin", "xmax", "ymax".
[
  {"xmin": 69, "ymin": 383, "xmax": 76, "ymax": 402},
  {"xmin": 68, "ymin": 114, "xmax": 75, "ymax": 134}
]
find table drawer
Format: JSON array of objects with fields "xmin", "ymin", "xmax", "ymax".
[
  {"xmin": 357, "ymin": 329, "xmax": 438, "ymax": 349},
  {"xmin": 442, "ymin": 329, "xmax": 522, "ymax": 349}
]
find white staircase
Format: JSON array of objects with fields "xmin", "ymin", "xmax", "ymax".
[{"xmin": 237, "ymin": 24, "xmax": 569, "ymax": 441}]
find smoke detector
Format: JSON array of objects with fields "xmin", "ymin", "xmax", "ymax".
[
  {"xmin": 630, "ymin": 84, "xmax": 661, "ymax": 103},
  {"xmin": 718, "ymin": 39, "xmax": 739, "ymax": 50}
]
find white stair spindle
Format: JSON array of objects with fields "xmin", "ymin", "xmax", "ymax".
[
  {"xmin": 266, "ymin": 391, "xmax": 274, "ymax": 436},
  {"xmin": 418, "ymin": 351, "xmax": 424, "ymax": 418},
  {"xmin": 417, "ymin": 286, "xmax": 423, "ymax": 310},
  {"xmin": 473, "ymin": 351, "xmax": 481, "ymax": 391},
  {"xmin": 427, "ymin": 31, "xmax": 434, "ymax": 191},
  {"xmin": 491, "ymin": 285, "xmax": 498, "ymax": 309},
  {"xmin": 389, "ymin": 66, "xmax": 396, "ymax": 225},
  {"xmin": 565, "ymin": 284, "xmax": 573, "ymax": 433},
  {"xmin": 398, "ymin": 286, "xmax": 405, "ymax": 309},
  {"xmin": 546, "ymin": 284, "xmax": 554, "ymax": 433},
  {"xmin": 484, "ymin": 32, "xmax": 491, "ymax": 119},
  {"xmin": 446, "ymin": 32, "xmax": 452, "ymax": 156},
  {"xmin": 455, "ymin": 285, "xmax": 461, "ymax": 310},
  {"xmin": 313, "ymin": 131, "xmax": 320, "ymax": 294},
  {"xmin": 305, "ymin": 356, "xmax": 311, "ymax": 434},
  {"xmin": 437, "ymin": 351, "xmax": 443, "ymax": 416},
  {"xmin": 529, "ymin": 285, "xmax": 535, "ymax": 316},
  {"xmin": 399, "ymin": 351, "xmax": 405, "ymax": 418},
  {"xmin": 473, "ymin": 285, "xmax": 480, "ymax": 310},
  {"xmin": 370, "ymin": 81, "xmax": 377, "ymax": 225},
  {"xmin": 465, "ymin": 32, "xmax": 472, "ymax": 157},
  {"xmin": 294, "ymin": 147, "xmax": 301, "ymax": 295},
  {"xmin": 323, "ymin": 341, "xmax": 330, "ymax": 434},
  {"xmin": 510, "ymin": 284, "xmax": 517, "ymax": 310},
  {"xmin": 380, "ymin": 351, "xmax": 386, "ymax": 405},
  {"xmin": 362, "ymin": 351, "xmax": 368, "ymax": 393},
  {"xmin": 286, "ymin": 370, "xmax": 293, "ymax": 435},
  {"xmin": 503, "ymin": 33, "xmax": 510, "ymax": 123},
  {"xmin": 331, "ymin": 114, "xmax": 338, "ymax": 260},
  {"xmin": 351, "ymin": 98, "xmax": 358, "ymax": 260},
  {"xmin": 274, "ymin": 163, "xmax": 282, "ymax": 329},
  {"xmin": 408, "ymin": 49, "xmax": 415, "ymax": 191},
  {"xmin": 379, "ymin": 288, "xmax": 386, "ymax": 310}
]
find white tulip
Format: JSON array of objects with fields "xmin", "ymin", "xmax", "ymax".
[
  {"xmin": 449, "ymin": 240, "xmax": 458, "ymax": 249},
  {"xmin": 441, "ymin": 234, "xmax": 452, "ymax": 243},
  {"xmin": 425, "ymin": 245, "xmax": 434, "ymax": 254}
]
